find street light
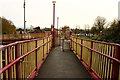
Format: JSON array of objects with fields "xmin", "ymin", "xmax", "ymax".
[
  {"xmin": 52, "ymin": 1, "xmax": 56, "ymax": 47},
  {"xmin": 52, "ymin": 1, "xmax": 56, "ymax": 4},
  {"xmin": 57, "ymin": 17, "xmax": 59, "ymax": 37},
  {"xmin": 52, "ymin": 1, "xmax": 56, "ymax": 27}
]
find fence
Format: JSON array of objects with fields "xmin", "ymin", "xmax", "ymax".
[
  {"xmin": 0, "ymin": 34, "xmax": 52, "ymax": 79},
  {"xmin": 0, "ymin": 33, "xmax": 50, "ymax": 41},
  {"xmin": 71, "ymin": 36, "xmax": 120, "ymax": 80}
]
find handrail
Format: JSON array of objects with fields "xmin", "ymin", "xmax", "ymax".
[
  {"xmin": 0, "ymin": 33, "xmax": 50, "ymax": 43},
  {"xmin": 70, "ymin": 36, "xmax": 120, "ymax": 79},
  {"xmin": 71, "ymin": 36, "xmax": 120, "ymax": 46},
  {"xmin": 0, "ymin": 39, "xmax": 51, "ymax": 74},
  {"xmin": 0, "ymin": 34, "xmax": 52, "ymax": 79},
  {"xmin": 72, "ymin": 40, "xmax": 120, "ymax": 63},
  {"xmin": 0, "ymin": 35, "xmax": 52, "ymax": 49}
]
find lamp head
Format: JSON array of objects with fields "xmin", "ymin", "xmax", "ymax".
[{"xmin": 52, "ymin": 1, "xmax": 56, "ymax": 4}]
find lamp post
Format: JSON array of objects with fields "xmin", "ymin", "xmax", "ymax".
[
  {"xmin": 57, "ymin": 17, "xmax": 59, "ymax": 37},
  {"xmin": 24, "ymin": 0, "xmax": 26, "ymax": 33},
  {"xmin": 52, "ymin": 1, "xmax": 56, "ymax": 47},
  {"xmin": 52, "ymin": 1, "xmax": 56, "ymax": 27},
  {"xmin": 57, "ymin": 17, "xmax": 59, "ymax": 46}
]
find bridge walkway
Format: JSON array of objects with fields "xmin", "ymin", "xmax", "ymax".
[{"xmin": 34, "ymin": 40, "xmax": 93, "ymax": 79}]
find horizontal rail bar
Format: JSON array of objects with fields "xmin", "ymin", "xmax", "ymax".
[
  {"xmin": 71, "ymin": 36, "xmax": 120, "ymax": 79},
  {"xmin": 71, "ymin": 36, "xmax": 120, "ymax": 46},
  {"xmin": 72, "ymin": 40, "xmax": 120, "ymax": 63},
  {"xmin": 0, "ymin": 38, "xmax": 52, "ymax": 74},
  {"xmin": 0, "ymin": 35, "xmax": 52, "ymax": 50}
]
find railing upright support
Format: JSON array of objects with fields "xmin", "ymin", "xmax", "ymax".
[
  {"xmin": 7, "ymin": 47, "xmax": 12, "ymax": 79},
  {"xmin": 42, "ymin": 39, "xmax": 44, "ymax": 60},
  {"xmin": 70, "ymin": 37, "xmax": 72, "ymax": 50},
  {"xmin": 51, "ymin": 25, "xmax": 55, "ymax": 48},
  {"xmin": 62, "ymin": 38, "xmax": 64, "ymax": 51},
  {"xmin": 80, "ymin": 39, "xmax": 83, "ymax": 60},
  {"xmin": 15, "ymin": 43, "xmax": 21, "ymax": 79},
  {"xmin": 35, "ymin": 40, "xmax": 37, "ymax": 71},
  {"xmin": 73, "ymin": 37, "xmax": 74, "ymax": 51},
  {"xmin": 112, "ymin": 45, "xmax": 120, "ymax": 79},
  {"xmin": 47, "ymin": 37, "xmax": 48, "ymax": 54},
  {"xmin": 90, "ymin": 41, "xmax": 93, "ymax": 70},
  {"xmin": 76, "ymin": 38, "xmax": 77, "ymax": 55}
]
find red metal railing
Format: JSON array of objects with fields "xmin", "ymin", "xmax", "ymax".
[
  {"xmin": 0, "ymin": 34, "xmax": 52, "ymax": 79},
  {"xmin": 0, "ymin": 33, "xmax": 50, "ymax": 43},
  {"xmin": 70, "ymin": 36, "xmax": 120, "ymax": 80}
]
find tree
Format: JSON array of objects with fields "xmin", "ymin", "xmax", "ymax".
[
  {"xmin": 0, "ymin": 17, "xmax": 16, "ymax": 34},
  {"xmin": 62, "ymin": 25, "xmax": 70, "ymax": 33},
  {"xmin": 91, "ymin": 27, "xmax": 97, "ymax": 35},
  {"xmin": 97, "ymin": 19, "xmax": 120, "ymax": 44},
  {"xmin": 42, "ymin": 27, "xmax": 51, "ymax": 32},
  {"xmin": 84, "ymin": 24, "xmax": 90, "ymax": 36},
  {"xmin": 93, "ymin": 16, "xmax": 106, "ymax": 34},
  {"xmin": 33, "ymin": 26, "xmax": 41, "ymax": 33}
]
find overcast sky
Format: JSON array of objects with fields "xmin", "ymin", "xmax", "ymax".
[{"xmin": 0, "ymin": 0, "xmax": 119, "ymax": 29}]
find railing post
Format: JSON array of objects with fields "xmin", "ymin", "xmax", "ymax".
[
  {"xmin": 15, "ymin": 43, "xmax": 21, "ymax": 79},
  {"xmin": 0, "ymin": 50, "xmax": 3, "ymax": 79},
  {"xmin": 73, "ymin": 37, "xmax": 74, "ymax": 51},
  {"xmin": 7, "ymin": 47, "xmax": 12, "ymax": 79},
  {"xmin": 50, "ymin": 36, "xmax": 51, "ymax": 50},
  {"xmin": 90, "ymin": 41, "xmax": 93, "ymax": 70},
  {"xmin": 112, "ymin": 45, "xmax": 120, "ymax": 79},
  {"xmin": 42, "ymin": 39, "xmax": 44, "ymax": 60},
  {"xmin": 35, "ymin": 40, "xmax": 37, "ymax": 71},
  {"xmin": 76, "ymin": 37, "xmax": 77, "ymax": 55},
  {"xmin": 47, "ymin": 37, "xmax": 48, "ymax": 54},
  {"xmin": 51, "ymin": 25, "xmax": 55, "ymax": 48},
  {"xmin": 80, "ymin": 39, "xmax": 83, "ymax": 60},
  {"xmin": 62, "ymin": 38, "xmax": 64, "ymax": 51},
  {"xmin": 70, "ymin": 37, "xmax": 72, "ymax": 50}
]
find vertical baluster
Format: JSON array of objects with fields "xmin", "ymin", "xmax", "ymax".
[
  {"xmin": 90, "ymin": 41, "xmax": 93, "ymax": 70},
  {"xmin": 80, "ymin": 39, "xmax": 83, "ymax": 60},
  {"xmin": 0, "ymin": 50, "xmax": 3, "ymax": 79},
  {"xmin": 112, "ymin": 45, "xmax": 120, "ymax": 79},
  {"xmin": 35, "ymin": 40, "xmax": 37, "ymax": 71},
  {"xmin": 62, "ymin": 38, "xmax": 64, "ymax": 51},
  {"xmin": 7, "ymin": 47, "xmax": 12, "ymax": 79},
  {"xmin": 15, "ymin": 43, "xmax": 21, "ymax": 79},
  {"xmin": 42, "ymin": 39, "xmax": 44, "ymax": 60},
  {"xmin": 47, "ymin": 37, "xmax": 48, "ymax": 54},
  {"xmin": 75, "ymin": 37, "xmax": 77, "ymax": 55}
]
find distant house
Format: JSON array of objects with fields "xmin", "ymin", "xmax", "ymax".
[
  {"xmin": 33, "ymin": 26, "xmax": 42, "ymax": 33},
  {"xmin": 16, "ymin": 28, "xmax": 24, "ymax": 34}
]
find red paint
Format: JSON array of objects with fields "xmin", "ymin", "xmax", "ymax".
[
  {"xmin": 76, "ymin": 37, "xmax": 120, "ymax": 46},
  {"xmin": 71, "ymin": 37, "xmax": 120, "ymax": 79},
  {"xmin": 7, "ymin": 46, "xmax": 12, "ymax": 79},
  {"xmin": 0, "ymin": 35, "xmax": 52, "ymax": 49},
  {"xmin": 80, "ymin": 39, "xmax": 83, "ymax": 60},
  {"xmin": 43, "ymin": 39, "xmax": 44, "ymax": 60},
  {"xmin": 112, "ymin": 45, "xmax": 120, "ymax": 79},
  {"xmin": 35, "ymin": 40, "xmax": 38, "ymax": 71},
  {"xmin": 0, "ymin": 33, "xmax": 50, "ymax": 44},
  {"xmin": 0, "ymin": 36, "xmax": 52, "ymax": 76},
  {"xmin": 76, "ymin": 50, "xmax": 101, "ymax": 79},
  {"xmin": 62, "ymin": 38, "xmax": 64, "ymax": 51},
  {"xmin": 72, "ymin": 39, "xmax": 120, "ymax": 63},
  {"xmin": 90, "ymin": 41, "xmax": 93, "ymax": 68},
  {"xmin": 15, "ymin": 43, "xmax": 21, "ymax": 79}
]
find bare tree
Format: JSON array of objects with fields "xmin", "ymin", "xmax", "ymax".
[{"xmin": 93, "ymin": 16, "xmax": 106, "ymax": 34}]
